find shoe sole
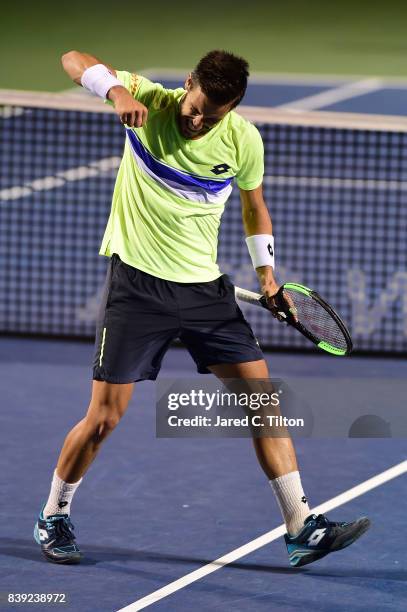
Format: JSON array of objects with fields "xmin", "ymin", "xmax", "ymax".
[
  {"xmin": 41, "ymin": 551, "xmax": 82, "ymax": 565},
  {"xmin": 289, "ymin": 517, "xmax": 371, "ymax": 568}
]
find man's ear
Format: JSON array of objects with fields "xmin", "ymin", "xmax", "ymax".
[{"xmin": 184, "ymin": 72, "xmax": 193, "ymax": 91}]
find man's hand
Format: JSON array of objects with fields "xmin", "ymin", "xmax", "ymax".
[
  {"xmin": 257, "ymin": 266, "xmax": 283, "ymax": 320},
  {"xmin": 108, "ymin": 86, "xmax": 148, "ymax": 128},
  {"xmin": 61, "ymin": 51, "xmax": 148, "ymax": 128},
  {"xmin": 256, "ymin": 266, "xmax": 298, "ymax": 322}
]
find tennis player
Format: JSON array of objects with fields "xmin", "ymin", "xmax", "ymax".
[{"xmin": 34, "ymin": 49, "xmax": 370, "ymax": 566}]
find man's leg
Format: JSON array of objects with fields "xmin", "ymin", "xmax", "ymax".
[
  {"xmin": 208, "ymin": 359, "xmax": 310, "ymax": 537},
  {"xmin": 208, "ymin": 359, "xmax": 370, "ymax": 567},
  {"xmin": 43, "ymin": 380, "xmax": 134, "ymax": 516},
  {"xmin": 56, "ymin": 380, "xmax": 134, "ymax": 482},
  {"xmin": 35, "ymin": 381, "xmax": 134, "ymax": 564}
]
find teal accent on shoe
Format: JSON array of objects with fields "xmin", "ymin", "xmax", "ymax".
[{"xmin": 33, "ymin": 523, "xmax": 40, "ymax": 545}]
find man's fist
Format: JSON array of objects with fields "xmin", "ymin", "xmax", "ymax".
[{"xmin": 108, "ymin": 85, "xmax": 148, "ymax": 128}]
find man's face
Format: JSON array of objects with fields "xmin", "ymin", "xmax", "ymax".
[{"xmin": 178, "ymin": 75, "xmax": 234, "ymax": 139}]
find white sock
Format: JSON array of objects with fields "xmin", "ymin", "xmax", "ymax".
[
  {"xmin": 269, "ymin": 471, "xmax": 311, "ymax": 536},
  {"xmin": 43, "ymin": 470, "xmax": 82, "ymax": 518}
]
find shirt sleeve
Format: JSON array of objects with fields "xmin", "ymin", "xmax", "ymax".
[
  {"xmin": 235, "ymin": 123, "xmax": 264, "ymax": 190},
  {"xmin": 114, "ymin": 70, "xmax": 166, "ymax": 110}
]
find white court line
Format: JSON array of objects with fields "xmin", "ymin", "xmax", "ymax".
[
  {"xmin": 116, "ymin": 460, "xmax": 407, "ymax": 611},
  {"xmin": 263, "ymin": 175, "xmax": 407, "ymax": 192},
  {"xmin": 0, "ymin": 156, "xmax": 121, "ymax": 201},
  {"xmin": 3, "ymin": 171, "xmax": 406, "ymax": 203},
  {"xmin": 276, "ymin": 78, "xmax": 383, "ymax": 111},
  {"xmin": 140, "ymin": 68, "xmax": 407, "ymax": 88},
  {"xmin": 141, "ymin": 68, "xmax": 350, "ymax": 86}
]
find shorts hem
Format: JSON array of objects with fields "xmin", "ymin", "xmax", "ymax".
[
  {"xmin": 92, "ymin": 370, "xmax": 160, "ymax": 383},
  {"xmin": 196, "ymin": 353, "xmax": 265, "ymax": 374}
]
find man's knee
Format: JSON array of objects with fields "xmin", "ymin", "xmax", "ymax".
[
  {"xmin": 86, "ymin": 381, "xmax": 134, "ymax": 443},
  {"xmin": 84, "ymin": 403, "xmax": 124, "ymax": 443},
  {"xmin": 92, "ymin": 408, "xmax": 122, "ymax": 440}
]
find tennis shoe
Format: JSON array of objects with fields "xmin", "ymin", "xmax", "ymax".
[
  {"xmin": 34, "ymin": 508, "xmax": 82, "ymax": 564},
  {"xmin": 285, "ymin": 513, "xmax": 370, "ymax": 567}
]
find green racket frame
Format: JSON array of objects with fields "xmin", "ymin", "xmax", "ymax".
[{"xmin": 235, "ymin": 282, "xmax": 353, "ymax": 356}]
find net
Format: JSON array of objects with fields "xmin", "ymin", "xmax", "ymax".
[{"xmin": 1, "ymin": 90, "xmax": 406, "ymax": 353}]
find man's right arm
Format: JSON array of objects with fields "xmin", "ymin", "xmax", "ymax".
[{"xmin": 61, "ymin": 50, "xmax": 148, "ymax": 128}]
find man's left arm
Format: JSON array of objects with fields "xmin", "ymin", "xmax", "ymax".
[{"xmin": 240, "ymin": 183, "xmax": 280, "ymax": 302}]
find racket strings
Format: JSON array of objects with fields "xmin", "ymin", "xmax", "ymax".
[{"xmin": 284, "ymin": 290, "xmax": 348, "ymax": 350}]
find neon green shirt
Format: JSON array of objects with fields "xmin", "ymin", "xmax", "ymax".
[{"xmin": 100, "ymin": 71, "xmax": 264, "ymax": 282}]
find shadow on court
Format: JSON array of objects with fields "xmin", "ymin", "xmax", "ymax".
[
  {"xmin": 0, "ymin": 536, "xmax": 293, "ymax": 574},
  {"xmin": 2, "ymin": 537, "xmax": 406, "ymax": 584}
]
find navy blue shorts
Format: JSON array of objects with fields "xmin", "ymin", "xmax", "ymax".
[{"xmin": 93, "ymin": 254, "xmax": 264, "ymax": 383}]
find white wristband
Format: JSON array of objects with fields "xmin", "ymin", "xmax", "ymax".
[
  {"xmin": 81, "ymin": 64, "xmax": 122, "ymax": 99},
  {"xmin": 245, "ymin": 234, "xmax": 275, "ymax": 270}
]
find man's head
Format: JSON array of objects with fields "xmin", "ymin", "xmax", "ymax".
[{"xmin": 178, "ymin": 50, "xmax": 249, "ymax": 139}]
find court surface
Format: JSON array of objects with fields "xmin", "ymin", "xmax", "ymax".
[{"xmin": 0, "ymin": 337, "xmax": 406, "ymax": 612}]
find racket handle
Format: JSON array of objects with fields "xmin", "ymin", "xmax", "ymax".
[
  {"xmin": 235, "ymin": 286, "xmax": 289, "ymax": 322},
  {"xmin": 235, "ymin": 286, "xmax": 268, "ymax": 309}
]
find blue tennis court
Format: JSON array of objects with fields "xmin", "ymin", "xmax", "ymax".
[
  {"xmin": 0, "ymin": 73, "xmax": 406, "ymax": 611},
  {"xmin": 0, "ymin": 337, "xmax": 406, "ymax": 611}
]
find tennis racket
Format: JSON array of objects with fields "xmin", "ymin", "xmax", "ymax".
[{"xmin": 235, "ymin": 282, "xmax": 353, "ymax": 356}]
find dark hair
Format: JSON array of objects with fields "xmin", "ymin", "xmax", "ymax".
[{"xmin": 191, "ymin": 50, "xmax": 249, "ymax": 108}]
